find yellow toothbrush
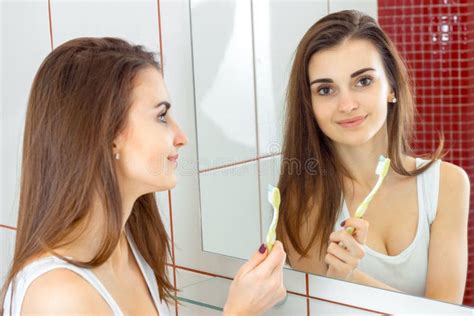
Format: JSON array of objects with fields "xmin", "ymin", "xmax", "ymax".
[
  {"xmin": 344, "ymin": 155, "xmax": 391, "ymax": 236},
  {"xmin": 266, "ymin": 185, "xmax": 281, "ymax": 252}
]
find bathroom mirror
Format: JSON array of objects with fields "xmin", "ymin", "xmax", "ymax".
[
  {"xmin": 1, "ymin": 0, "xmax": 472, "ymax": 314},
  {"xmin": 183, "ymin": 0, "xmax": 473, "ymax": 307}
]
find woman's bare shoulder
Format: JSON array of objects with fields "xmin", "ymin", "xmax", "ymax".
[
  {"xmin": 21, "ymin": 268, "xmax": 111, "ymax": 315},
  {"xmin": 439, "ymin": 160, "xmax": 469, "ymax": 184},
  {"xmin": 437, "ymin": 160, "xmax": 470, "ymax": 216}
]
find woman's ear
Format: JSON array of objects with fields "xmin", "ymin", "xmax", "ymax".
[
  {"xmin": 112, "ymin": 142, "xmax": 120, "ymax": 160},
  {"xmin": 387, "ymin": 90, "xmax": 397, "ymax": 104},
  {"xmin": 112, "ymin": 132, "xmax": 125, "ymax": 159},
  {"xmin": 112, "ymin": 125, "xmax": 132, "ymax": 159}
]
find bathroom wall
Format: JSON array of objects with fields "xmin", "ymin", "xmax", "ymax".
[
  {"xmin": 1, "ymin": 0, "xmax": 473, "ymax": 314},
  {"xmin": 376, "ymin": 0, "xmax": 474, "ymax": 305}
]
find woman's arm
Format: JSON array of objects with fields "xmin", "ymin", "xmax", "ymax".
[{"xmin": 423, "ymin": 161, "xmax": 469, "ymax": 304}]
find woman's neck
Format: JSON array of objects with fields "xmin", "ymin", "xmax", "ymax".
[
  {"xmin": 333, "ymin": 126, "xmax": 390, "ymax": 193},
  {"xmin": 46, "ymin": 190, "xmax": 139, "ymax": 275}
]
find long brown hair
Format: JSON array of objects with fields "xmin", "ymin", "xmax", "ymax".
[
  {"xmin": 276, "ymin": 10, "xmax": 444, "ymax": 262},
  {"xmin": 1, "ymin": 37, "xmax": 175, "ymax": 313}
]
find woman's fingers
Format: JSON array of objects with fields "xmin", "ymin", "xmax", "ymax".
[
  {"xmin": 325, "ymin": 252, "xmax": 346, "ymax": 272},
  {"xmin": 257, "ymin": 241, "xmax": 287, "ymax": 277},
  {"xmin": 340, "ymin": 217, "xmax": 369, "ymax": 244},
  {"xmin": 326, "ymin": 218, "xmax": 368, "ymax": 280},
  {"xmin": 329, "ymin": 230, "xmax": 365, "ymax": 259},
  {"xmin": 326, "ymin": 241, "xmax": 360, "ymax": 267},
  {"xmin": 235, "ymin": 244, "xmax": 269, "ymax": 279}
]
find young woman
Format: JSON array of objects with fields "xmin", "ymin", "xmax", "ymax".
[
  {"xmin": 1, "ymin": 37, "xmax": 287, "ymax": 315},
  {"xmin": 277, "ymin": 10, "xmax": 469, "ymax": 304}
]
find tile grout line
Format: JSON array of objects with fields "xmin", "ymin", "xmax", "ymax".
[
  {"xmin": 47, "ymin": 0, "xmax": 54, "ymax": 50},
  {"xmin": 249, "ymin": 0, "xmax": 264, "ymax": 246}
]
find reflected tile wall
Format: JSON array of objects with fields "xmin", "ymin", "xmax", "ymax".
[
  {"xmin": 191, "ymin": 0, "xmax": 257, "ymax": 171},
  {"xmin": 329, "ymin": 0, "xmax": 378, "ymax": 17},
  {"xmin": 377, "ymin": 0, "xmax": 474, "ymax": 306},
  {"xmin": 253, "ymin": 0, "xmax": 327, "ymax": 156},
  {"xmin": 200, "ymin": 162, "xmax": 260, "ymax": 259}
]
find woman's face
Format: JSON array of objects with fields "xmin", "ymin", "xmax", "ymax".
[
  {"xmin": 308, "ymin": 39, "xmax": 395, "ymax": 147},
  {"xmin": 114, "ymin": 67, "xmax": 188, "ymax": 195}
]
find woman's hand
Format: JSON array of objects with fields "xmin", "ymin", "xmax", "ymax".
[
  {"xmin": 223, "ymin": 241, "xmax": 287, "ymax": 316},
  {"xmin": 325, "ymin": 218, "xmax": 369, "ymax": 281}
]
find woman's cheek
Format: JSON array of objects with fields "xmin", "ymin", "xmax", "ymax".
[{"xmin": 145, "ymin": 152, "xmax": 169, "ymax": 177}]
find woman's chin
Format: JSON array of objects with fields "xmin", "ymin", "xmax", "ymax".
[
  {"xmin": 333, "ymin": 135, "xmax": 371, "ymax": 147},
  {"xmin": 141, "ymin": 176, "xmax": 177, "ymax": 194},
  {"xmin": 159, "ymin": 176, "xmax": 177, "ymax": 191}
]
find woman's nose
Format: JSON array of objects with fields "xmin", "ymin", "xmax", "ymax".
[
  {"xmin": 337, "ymin": 92, "xmax": 359, "ymax": 113},
  {"xmin": 174, "ymin": 124, "xmax": 188, "ymax": 147}
]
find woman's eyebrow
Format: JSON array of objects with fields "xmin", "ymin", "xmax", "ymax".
[
  {"xmin": 155, "ymin": 101, "xmax": 171, "ymax": 109},
  {"xmin": 350, "ymin": 67, "xmax": 375, "ymax": 78},
  {"xmin": 310, "ymin": 67, "xmax": 376, "ymax": 86},
  {"xmin": 310, "ymin": 78, "xmax": 333, "ymax": 86}
]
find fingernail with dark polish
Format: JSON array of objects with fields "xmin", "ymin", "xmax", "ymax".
[
  {"xmin": 340, "ymin": 220, "xmax": 346, "ymax": 227},
  {"xmin": 259, "ymin": 243, "xmax": 267, "ymax": 254}
]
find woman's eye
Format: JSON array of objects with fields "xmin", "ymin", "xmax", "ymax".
[
  {"xmin": 158, "ymin": 112, "xmax": 168, "ymax": 123},
  {"xmin": 317, "ymin": 86, "xmax": 334, "ymax": 96},
  {"xmin": 356, "ymin": 77, "xmax": 373, "ymax": 87}
]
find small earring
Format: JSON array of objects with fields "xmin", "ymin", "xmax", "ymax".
[
  {"xmin": 391, "ymin": 97, "xmax": 397, "ymax": 103},
  {"xmin": 114, "ymin": 153, "xmax": 120, "ymax": 160}
]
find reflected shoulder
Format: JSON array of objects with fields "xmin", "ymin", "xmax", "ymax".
[
  {"xmin": 437, "ymin": 160, "xmax": 470, "ymax": 218},
  {"xmin": 439, "ymin": 161, "xmax": 470, "ymax": 194}
]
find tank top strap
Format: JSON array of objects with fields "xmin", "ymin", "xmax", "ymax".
[
  {"xmin": 416, "ymin": 158, "xmax": 442, "ymax": 224},
  {"xmin": 4, "ymin": 256, "xmax": 123, "ymax": 316}
]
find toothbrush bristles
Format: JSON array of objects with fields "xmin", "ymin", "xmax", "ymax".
[{"xmin": 375, "ymin": 155, "xmax": 385, "ymax": 175}]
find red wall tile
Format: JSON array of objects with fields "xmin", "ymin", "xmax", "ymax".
[{"xmin": 378, "ymin": 0, "xmax": 474, "ymax": 306}]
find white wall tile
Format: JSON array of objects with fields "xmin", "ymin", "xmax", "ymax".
[
  {"xmin": 178, "ymin": 276, "xmax": 228, "ymax": 312},
  {"xmin": 282, "ymin": 268, "xmax": 307, "ymax": 297},
  {"xmin": 329, "ymin": 0, "xmax": 378, "ymax": 19},
  {"xmin": 176, "ymin": 268, "xmax": 215, "ymax": 290},
  {"xmin": 308, "ymin": 273, "xmax": 473, "ymax": 314},
  {"xmin": 0, "ymin": 228, "xmax": 16, "ymax": 285},
  {"xmin": 1, "ymin": 1, "xmax": 51, "ymax": 227},
  {"xmin": 176, "ymin": 302, "xmax": 221, "ymax": 316},
  {"xmin": 191, "ymin": 0, "xmax": 257, "ymax": 170},
  {"xmin": 253, "ymin": 0, "xmax": 328, "ymax": 156},
  {"xmin": 177, "ymin": 272, "xmax": 308, "ymax": 315},
  {"xmin": 51, "ymin": 0, "xmax": 159, "ymax": 52},
  {"xmin": 265, "ymin": 291, "xmax": 307, "ymax": 315},
  {"xmin": 309, "ymin": 297, "xmax": 376, "ymax": 315},
  {"xmin": 200, "ymin": 161, "xmax": 260, "ymax": 260}
]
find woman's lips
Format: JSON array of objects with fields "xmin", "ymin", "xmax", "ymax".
[
  {"xmin": 167, "ymin": 154, "xmax": 179, "ymax": 162},
  {"xmin": 337, "ymin": 114, "xmax": 368, "ymax": 128}
]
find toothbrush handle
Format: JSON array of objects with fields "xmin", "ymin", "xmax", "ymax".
[
  {"xmin": 345, "ymin": 226, "xmax": 355, "ymax": 235},
  {"xmin": 266, "ymin": 207, "xmax": 278, "ymax": 251}
]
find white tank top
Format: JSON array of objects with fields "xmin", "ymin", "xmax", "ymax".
[
  {"xmin": 334, "ymin": 158, "xmax": 441, "ymax": 296},
  {"xmin": 3, "ymin": 231, "xmax": 171, "ymax": 316}
]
